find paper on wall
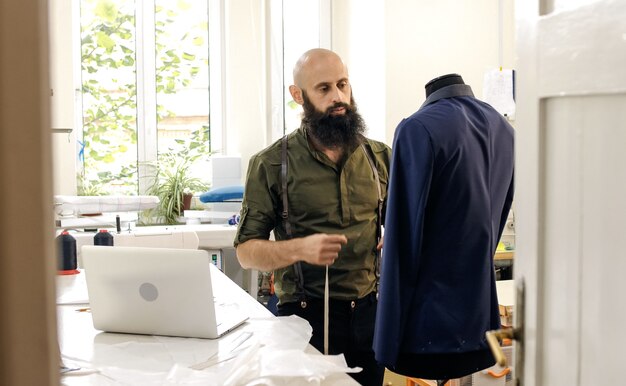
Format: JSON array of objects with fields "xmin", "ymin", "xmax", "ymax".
[{"xmin": 482, "ymin": 68, "xmax": 516, "ymax": 119}]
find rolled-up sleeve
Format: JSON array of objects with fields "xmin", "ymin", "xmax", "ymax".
[{"xmin": 234, "ymin": 154, "xmax": 278, "ymax": 247}]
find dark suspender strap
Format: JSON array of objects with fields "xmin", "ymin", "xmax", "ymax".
[
  {"xmin": 360, "ymin": 143, "xmax": 383, "ymax": 292},
  {"xmin": 281, "ymin": 135, "xmax": 292, "ymax": 237},
  {"xmin": 281, "ymin": 135, "xmax": 307, "ymax": 307}
]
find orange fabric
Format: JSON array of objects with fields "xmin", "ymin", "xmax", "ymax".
[{"xmin": 406, "ymin": 378, "xmax": 451, "ymax": 386}]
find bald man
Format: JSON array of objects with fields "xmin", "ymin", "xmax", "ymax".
[{"xmin": 235, "ymin": 48, "xmax": 390, "ymax": 385}]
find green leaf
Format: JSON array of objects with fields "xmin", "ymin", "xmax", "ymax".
[
  {"xmin": 94, "ymin": 0, "xmax": 118, "ymax": 23},
  {"xmin": 96, "ymin": 31, "xmax": 116, "ymax": 50},
  {"xmin": 182, "ymin": 52, "xmax": 195, "ymax": 61},
  {"xmin": 177, "ymin": 0, "xmax": 191, "ymax": 11},
  {"xmin": 192, "ymin": 36, "xmax": 204, "ymax": 46},
  {"xmin": 122, "ymin": 56, "xmax": 135, "ymax": 66}
]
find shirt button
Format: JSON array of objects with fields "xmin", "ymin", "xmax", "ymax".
[{"xmin": 350, "ymin": 301, "xmax": 356, "ymax": 309}]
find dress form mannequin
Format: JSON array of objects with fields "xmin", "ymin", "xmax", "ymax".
[
  {"xmin": 388, "ymin": 73, "xmax": 496, "ymax": 382},
  {"xmin": 425, "ymin": 73, "xmax": 465, "ymax": 97}
]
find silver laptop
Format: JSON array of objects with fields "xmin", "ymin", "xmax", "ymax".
[{"xmin": 81, "ymin": 245, "xmax": 248, "ymax": 339}]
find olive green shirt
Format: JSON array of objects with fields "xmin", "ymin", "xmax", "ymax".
[{"xmin": 234, "ymin": 126, "xmax": 391, "ymax": 304}]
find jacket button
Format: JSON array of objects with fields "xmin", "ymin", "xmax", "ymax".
[{"xmin": 350, "ymin": 300, "xmax": 356, "ymax": 309}]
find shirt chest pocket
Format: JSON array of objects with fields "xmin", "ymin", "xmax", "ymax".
[
  {"xmin": 288, "ymin": 173, "xmax": 340, "ymax": 222},
  {"xmin": 347, "ymin": 173, "xmax": 380, "ymax": 206}
]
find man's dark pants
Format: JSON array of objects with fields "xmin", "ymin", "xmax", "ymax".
[{"xmin": 278, "ymin": 292, "xmax": 384, "ymax": 386}]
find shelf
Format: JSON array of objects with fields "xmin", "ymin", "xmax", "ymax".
[{"xmin": 494, "ymin": 250, "xmax": 514, "ymax": 260}]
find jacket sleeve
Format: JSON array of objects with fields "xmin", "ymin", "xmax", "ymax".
[{"xmin": 373, "ymin": 118, "xmax": 434, "ymax": 366}]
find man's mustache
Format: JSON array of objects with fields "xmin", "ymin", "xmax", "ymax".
[{"xmin": 324, "ymin": 102, "xmax": 353, "ymax": 115}]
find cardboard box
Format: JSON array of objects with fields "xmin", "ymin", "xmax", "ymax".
[{"xmin": 496, "ymin": 280, "xmax": 515, "ymax": 327}]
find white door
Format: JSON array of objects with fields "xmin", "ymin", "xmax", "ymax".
[{"xmin": 515, "ymin": 1, "xmax": 626, "ymax": 385}]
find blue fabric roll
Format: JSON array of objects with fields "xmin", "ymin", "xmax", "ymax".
[{"xmin": 198, "ymin": 185, "xmax": 244, "ymax": 203}]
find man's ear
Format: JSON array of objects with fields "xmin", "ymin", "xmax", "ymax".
[{"xmin": 289, "ymin": 85, "xmax": 304, "ymax": 105}]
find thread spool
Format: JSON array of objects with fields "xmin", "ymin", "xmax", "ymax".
[
  {"xmin": 94, "ymin": 229, "xmax": 114, "ymax": 246},
  {"xmin": 56, "ymin": 231, "xmax": 79, "ymax": 275}
]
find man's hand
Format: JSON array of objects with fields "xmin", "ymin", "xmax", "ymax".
[
  {"xmin": 299, "ymin": 234, "xmax": 348, "ymax": 266},
  {"xmin": 236, "ymin": 233, "xmax": 348, "ymax": 271}
]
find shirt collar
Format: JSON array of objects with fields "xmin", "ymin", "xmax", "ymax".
[{"xmin": 420, "ymin": 84, "xmax": 474, "ymax": 109}]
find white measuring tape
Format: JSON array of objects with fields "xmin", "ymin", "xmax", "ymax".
[{"xmin": 324, "ymin": 264, "xmax": 329, "ymax": 355}]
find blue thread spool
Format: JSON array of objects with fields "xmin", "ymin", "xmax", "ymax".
[
  {"xmin": 56, "ymin": 231, "xmax": 78, "ymax": 274},
  {"xmin": 94, "ymin": 229, "xmax": 114, "ymax": 246},
  {"xmin": 228, "ymin": 214, "xmax": 240, "ymax": 226}
]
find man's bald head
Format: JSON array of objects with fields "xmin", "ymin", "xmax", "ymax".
[
  {"xmin": 289, "ymin": 48, "xmax": 352, "ymax": 114},
  {"xmin": 292, "ymin": 48, "xmax": 348, "ymax": 90}
]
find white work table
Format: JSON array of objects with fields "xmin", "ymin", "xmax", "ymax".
[{"xmin": 57, "ymin": 264, "xmax": 359, "ymax": 385}]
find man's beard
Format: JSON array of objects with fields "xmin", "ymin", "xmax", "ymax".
[{"xmin": 301, "ymin": 92, "xmax": 366, "ymax": 150}]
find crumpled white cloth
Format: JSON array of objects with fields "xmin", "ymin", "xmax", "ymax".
[
  {"xmin": 166, "ymin": 342, "xmax": 360, "ymax": 386},
  {"xmin": 167, "ymin": 315, "xmax": 361, "ymax": 385},
  {"xmin": 64, "ymin": 315, "xmax": 361, "ymax": 385}
]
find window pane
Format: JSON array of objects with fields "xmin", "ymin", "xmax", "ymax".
[
  {"xmin": 154, "ymin": 0, "xmax": 211, "ymax": 189},
  {"xmin": 79, "ymin": 0, "xmax": 138, "ymax": 195}
]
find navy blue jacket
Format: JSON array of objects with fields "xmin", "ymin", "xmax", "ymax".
[{"xmin": 373, "ymin": 84, "xmax": 514, "ymax": 368}]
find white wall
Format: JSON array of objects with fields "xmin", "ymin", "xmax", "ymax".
[
  {"xmin": 332, "ymin": 0, "xmax": 387, "ymax": 143},
  {"xmin": 223, "ymin": 1, "xmax": 267, "ymax": 172},
  {"xmin": 383, "ymin": 0, "xmax": 515, "ymax": 142}
]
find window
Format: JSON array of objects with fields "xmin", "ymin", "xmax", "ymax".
[
  {"xmin": 268, "ymin": 0, "xmax": 331, "ymax": 140},
  {"xmin": 77, "ymin": 0, "xmax": 214, "ymax": 196}
]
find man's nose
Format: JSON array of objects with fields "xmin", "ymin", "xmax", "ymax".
[{"xmin": 329, "ymin": 86, "xmax": 346, "ymax": 104}]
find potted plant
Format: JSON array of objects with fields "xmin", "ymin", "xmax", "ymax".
[
  {"xmin": 145, "ymin": 127, "xmax": 211, "ymax": 225},
  {"xmin": 148, "ymin": 160, "xmax": 209, "ymax": 225}
]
